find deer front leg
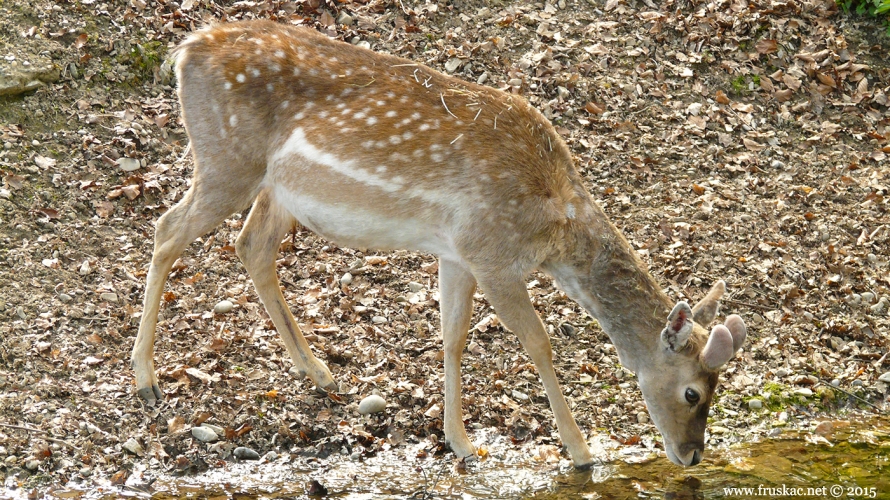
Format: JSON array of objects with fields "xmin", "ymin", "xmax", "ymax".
[
  {"xmin": 477, "ymin": 275, "xmax": 594, "ymax": 468},
  {"xmin": 439, "ymin": 259, "xmax": 478, "ymax": 459},
  {"xmin": 235, "ymin": 189, "xmax": 337, "ymax": 393}
]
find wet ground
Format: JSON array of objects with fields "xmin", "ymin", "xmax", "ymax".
[{"xmin": 9, "ymin": 415, "xmax": 888, "ymax": 500}]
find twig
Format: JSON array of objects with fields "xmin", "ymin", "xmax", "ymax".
[
  {"xmin": 816, "ymin": 381, "xmax": 884, "ymax": 412},
  {"xmin": 0, "ymin": 423, "xmax": 80, "ymax": 450}
]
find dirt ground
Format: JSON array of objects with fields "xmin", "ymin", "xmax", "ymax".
[{"xmin": 1, "ymin": 0, "xmax": 889, "ymax": 494}]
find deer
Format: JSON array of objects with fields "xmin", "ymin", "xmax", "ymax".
[{"xmin": 131, "ymin": 19, "xmax": 747, "ymax": 468}]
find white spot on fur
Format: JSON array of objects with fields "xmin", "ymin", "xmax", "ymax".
[
  {"xmin": 389, "ymin": 135, "xmax": 402, "ymax": 145},
  {"xmin": 385, "ymin": 110, "xmax": 397, "ymax": 118},
  {"xmin": 224, "ymin": 81, "xmax": 233, "ymax": 90},
  {"xmin": 236, "ymin": 73, "xmax": 246, "ymax": 83},
  {"xmin": 266, "ymin": 83, "xmax": 274, "ymax": 92},
  {"xmin": 293, "ymin": 67, "xmax": 302, "ymax": 76},
  {"xmin": 275, "ymin": 50, "xmax": 285, "ymax": 58},
  {"xmin": 229, "ymin": 115, "xmax": 238, "ymax": 127},
  {"xmin": 366, "ymin": 117, "xmax": 378, "ymax": 126},
  {"xmin": 566, "ymin": 203, "xmax": 576, "ymax": 219},
  {"xmin": 252, "ymin": 68, "xmax": 261, "ymax": 78},
  {"xmin": 294, "ymin": 112, "xmax": 306, "ymax": 120}
]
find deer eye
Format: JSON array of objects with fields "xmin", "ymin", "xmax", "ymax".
[{"xmin": 685, "ymin": 388, "xmax": 700, "ymax": 405}]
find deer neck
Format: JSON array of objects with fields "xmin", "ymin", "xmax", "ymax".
[{"xmin": 543, "ymin": 203, "xmax": 673, "ymax": 373}]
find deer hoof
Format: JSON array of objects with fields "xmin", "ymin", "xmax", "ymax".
[
  {"xmin": 137, "ymin": 384, "xmax": 163, "ymax": 402},
  {"xmin": 315, "ymin": 380, "xmax": 340, "ymax": 394},
  {"xmin": 573, "ymin": 460, "xmax": 597, "ymax": 471}
]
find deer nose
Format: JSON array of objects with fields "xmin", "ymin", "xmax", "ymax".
[{"xmin": 689, "ymin": 448, "xmax": 703, "ymax": 466}]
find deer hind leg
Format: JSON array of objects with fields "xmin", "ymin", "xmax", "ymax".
[
  {"xmin": 476, "ymin": 273, "xmax": 594, "ymax": 468},
  {"xmin": 439, "ymin": 259, "xmax": 478, "ymax": 459},
  {"xmin": 133, "ymin": 182, "xmax": 256, "ymax": 401},
  {"xmin": 235, "ymin": 189, "xmax": 337, "ymax": 393}
]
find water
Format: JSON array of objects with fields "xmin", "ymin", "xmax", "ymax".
[{"xmin": 10, "ymin": 416, "xmax": 890, "ymax": 499}]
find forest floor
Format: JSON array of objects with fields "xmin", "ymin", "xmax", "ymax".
[{"xmin": 1, "ymin": 0, "xmax": 889, "ymax": 496}]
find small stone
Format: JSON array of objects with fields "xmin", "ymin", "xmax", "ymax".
[
  {"xmin": 371, "ymin": 316, "xmax": 387, "ymax": 324},
  {"xmin": 358, "ymin": 394, "xmax": 386, "ymax": 415},
  {"xmin": 191, "ymin": 426, "xmax": 219, "ymax": 442},
  {"xmin": 116, "ymin": 157, "xmax": 141, "ymax": 172},
  {"xmin": 340, "ymin": 272, "xmax": 353, "ymax": 286},
  {"xmin": 263, "ymin": 451, "xmax": 278, "ymax": 461},
  {"xmin": 778, "ymin": 411, "xmax": 788, "ymax": 423},
  {"xmin": 710, "ymin": 426, "xmax": 729, "ymax": 435},
  {"xmin": 201, "ymin": 423, "xmax": 225, "ymax": 435},
  {"xmin": 794, "ymin": 388, "xmax": 813, "ymax": 397},
  {"xmin": 407, "ymin": 282, "xmax": 423, "ymax": 293},
  {"xmin": 79, "ymin": 260, "xmax": 92, "ymax": 275},
  {"xmin": 775, "ymin": 368, "xmax": 791, "ymax": 378},
  {"xmin": 636, "ymin": 411, "xmax": 649, "ymax": 424},
  {"xmin": 337, "ymin": 12, "xmax": 354, "ymax": 25},
  {"xmin": 445, "ymin": 57, "xmax": 462, "ymax": 73},
  {"xmin": 861, "ymin": 292, "xmax": 875, "ymax": 303},
  {"xmin": 234, "ymin": 447, "xmax": 260, "ymax": 460},
  {"xmin": 852, "ymin": 379, "xmax": 863, "ymax": 387},
  {"xmin": 99, "ymin": 292, "xmax": 118, "ymax": 303},
  {"xmin": 214, "ymin": 300, "xmax": 234, "ymax": 314},
  {"xmin": 831, "ymin": 379, "xmax": 840, "ymax": 387},
  {"xmin": 770, "ymin": 159, "xmax": 785, "ymax": 169},
  {"xmin": 511, "ymin": 390, "xmax": 529, "ymax": 401},
  {"xmin": 878, "ymin": 372, "xmax": 890, "ymax": 384},
  {"xmin": 59, "ymin": 293, "xmax": 72, "ymax": 303},
  {"xmin": 25, "ymin": 460, "xmax": 41, "ymax": 471},
  {"xmin": 748, "ymin": 399, "xmax": 763, "ymax": 410},
  {"xmin": 122, "ymin": 437, "xmax": 144, "ymax": 456}
]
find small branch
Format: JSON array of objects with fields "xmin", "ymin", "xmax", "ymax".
[
  {"xmin": 0, "ymin": 423, "xmax": 80, "ymax": 450},
  {"xmin": 816, "ymin": 381, "xmax": 884, "ymax": 412}
]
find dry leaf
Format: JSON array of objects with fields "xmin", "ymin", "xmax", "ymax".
[
  {"xmin": 716, "ymin": 90, "xmax": 730, "ymax": 104},
  {"xmin": 585, "ymin": 102, "xmax": 604, "ymax": 114},
  {"xmin": 774, "ymin": 89, "xmax": 793, "ymax": 102},
  {"xmin": 73, "ymin": 33, "xmax": 88, "ymax": 49},
  {"xmin": 755, "ymin": 39, "xmax": 778, "ymax": 54},
  {"xmin": 743, "ymin": 138, "xmax": 766, "ymax": 151}
]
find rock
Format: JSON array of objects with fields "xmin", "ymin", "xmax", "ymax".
[
  {"xmin": 0, "ymin": 54, "xmax": 60, "ymax": 97},
  {"xmin": 775, "ymin": 368, "xmax": 791, "ymax": 378},
  {"xmin": 407, "ymin": 281, "xmax": 423, "ymax": 293},
  {"xmin": 861, "ymin": 291, "xmax": 875, "ymax": 303},
  {"xmin": 59, "ymin": 293, "xmax": 72, "ymax": 303},
  {"xmin": 25, "ymin": 459, "xmax": 41, "ymax": 471},
  {"xmin": 122, "ymin": 437, "xmax": 144, "ymax": 456},
  {"xmin": 371, "ymin": 316, "xmax": 387, "ymax": 324},
  {"xmin": 201, "ymin": 423, "xmax": 225, "ymax": 435},
  {"xmin": 263, "ymin": 451, "xmax": 278, "ymax": 461},
  {"xmin": 445, "ymin": 57, "xmax": 462, "ymax": 73},
  {"xmin": 831, "ymin": 378, "xmax": 840, "ymax": 387},
  {"xmin": 234, "ymin": 446, "xmax": 260, "ymax": 460},
  {"xmin": 358, "ymin": 394, "xmax": 386, "ymax": 415},
  {"xmin": 770, "ymin": 159, "xmax": 786, "ymax": 169},
  {"xmin": 340, "ymin": 272, "xmax": 353, "ymax": 286},
  {"xmin": 214, "ymin": 300, "xmax": 234, "ymax": 314},
  {"xmin": 636, "ymin": 411, "xmax": 649, "ymax": 424},
  {"xmin": 878, "ymin": 372, "xmax": 890, "ymax": 384},
  {"xmin": 511, "ymin": 390, "xmax": 529, "ymax": 401},
  {"xmin": 710, "ymin": 426, "xmax": 730, "ymax": 435},
  {"xmin": 79, "ymin": 260, "xmax": 92, "ymax": 275},
  {"xmin": 852, "ymin": 380, "xmax": 863, "ymax": 387},
  {"xmin": 116, "ymin": 157, "xmax": 141, "ymax": 172},
  {"xmin": 99, "ymin": 292, "xmax": 118, "ymax": 303},
  {"xmin": 778, "ymin": 411, "xmax": 788, "ymax": 423},
  {"xmin": 191, "ymin": 426, "xmax": 219, "ymax": 442},
  {"xmin": 748, "ymin": 399, "xmax": 763, "ymax": 410},
  {"xmin": 794, "ymin": 388, "xmax": 813, "ymax": 397},
  {"xmin": 337, "ymin": 12, "xmax": 354, "ymax": 26}
]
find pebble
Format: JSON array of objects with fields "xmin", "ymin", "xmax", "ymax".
[
  {"xmin": 340, "ymin": 272, "xmax": 353, "ymax": 286},
  {"xmin": 191, "ymin": 426, "xmax": 219, "ymax": 442},
  {"xmin": 407, "ymin": 281, "xmax": 423, "ymax": 293},
  {"xmin": 636, "ymin": 411, "xmax": 649, "ymax": 424},
  {"xmin": 263, "ymin": 451, "xmax": 278, "ymax": 461},
  {"xmin": 445, "ymin": 57, "xmax": 462, "ymax": 73},
  {"xmin": 831, "ymin": 378, "xmax": 840, "ymax": 387},
  {"xmin": 122, "ymin": 437, "xmax": 144, "ymax": 455},
  {"xmin": 794, "ymin": 388, "xmax": 813, "ymax": 397},
  {"xmin": 775, "ymin": 368, "xmax": 791, "ymax": 378},
  {"xmin": 778, "ymin": 412, "xmax": 788, "ymax": 423},
  {"xmin": 852, "ymin": 380, "xmax": 863, "ymax": 387},
  {"xmin": 710, "ymin": 426, "xmax": 730, "ymax": 435},
  {"xmin": 25, "ymin": 460, "xmax": 40, "ymax": 471},
  {"xmin": 214, "ymin": 300, "xmax": 234, "ymax": 314},
  {"xmin": 234, "ymin": 447, "xmax": 260, "ymax": 460},
  {"xmin": 79, "ymin": 260, "xmax": 92, "ymax": 275},
  {"xmin": 59, "ymin": 293, "xmax": 72, "ymax": 303},
  {"xmin": 748, "ymin": 399, "xmax": 763, "ymax": 410},
  {"xmin": 337, "ymin": 12, "xmax": 354, "ymax": 26},
  {"xmin": 371, "ymin": 316, "xmax": 387, "ymax": 324},
  {"xmin": 358, "ymin": 394, "xmax": 386, "ymax": 415},
  {"xmin": 201, "ymin": 423, "xmax": 225, "ymax": 435},
  {"xmin": 861, "ymin": 292, "xmax": 875, "ymax": 303},
  {"xmin": 770, "ymin": 159, "xmax": 786, "ymax": 169},
  {"xmin": 878, "ymin": 372, "xmax": 890, "ymax": 384},
  {"xmin": 511, "ymin": 390, "xmax": 529, "ymax": 401},
  {"xmin": 99, "ymin": 292, "xmax": 118, "ymax": 303}
]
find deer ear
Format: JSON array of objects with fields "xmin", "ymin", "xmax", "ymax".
[
  {"xmin": 662, "ymin": 302, "xmax": 694, "ymax": 352},
  {"xmin": 724, "ymin": 314, "xmax": 747, "ymax": 351},
  {"xmin": 701, "ymin": 325, "xmax": 735, "ymax": 370},
  {"xmin": 692, "ymin": 280, "xmax": 725, "ymax": 325}
]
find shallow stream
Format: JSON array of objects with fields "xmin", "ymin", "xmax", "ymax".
[{"xmin": 13, "ymin": 415, "xmax": 890, "ymax": 499}]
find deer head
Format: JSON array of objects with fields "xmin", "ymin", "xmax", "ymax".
[{"xmin": 634, "ymin": 281, "xmax": 747, "ymax": 466}]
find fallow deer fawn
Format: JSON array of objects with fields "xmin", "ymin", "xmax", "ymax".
[{"xmin": 132, "ymin": 19, "xmax": 746, "ymax": 468}]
